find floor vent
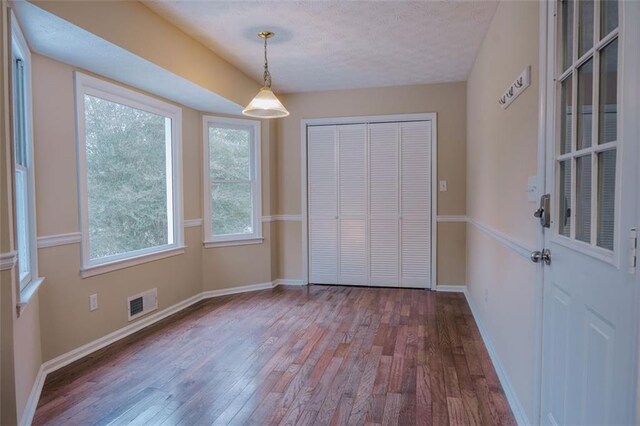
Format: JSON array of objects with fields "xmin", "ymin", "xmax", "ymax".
[{"xmin": 127, "ymin": 288, "xmax": 158, "ymax": 321}]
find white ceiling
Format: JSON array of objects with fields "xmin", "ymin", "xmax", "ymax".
[{"xmin": 144, "ymin": 1, "xmax": 499, "ymax": 94}]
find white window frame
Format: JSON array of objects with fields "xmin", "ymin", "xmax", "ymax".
[
  {"xmin": 550, "ymin": 0, "xmax": 620, "ymax": 266},
  {"xmin": 11, "ymin": 11, "xmax": 44, "ymax": 306},
  {"xmin": 202, "ymin": 116, "xmax": 262, "ymax": 248},
  {"xmin": 74, "ymin": 72, "xmax": 184, "ymax": 278}
]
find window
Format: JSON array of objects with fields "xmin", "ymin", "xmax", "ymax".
[
  {"xmin": 555, "ymin": 0, "xmax": 618, "ymax": 253},
  {"xmin": 75, "ymin": 73, "xmax": 183, "ymax": 277},
  {"xmin": 203, "ymin": 116, "xmax": 262, "ymax": 247},
  {"xmin": 11, "ymin": 12, "xmax": 42, "ymax": 297}
]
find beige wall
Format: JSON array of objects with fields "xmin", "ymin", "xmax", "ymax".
[
  {"xmin": 275, "ymin": 84, "xmax": 467, "ymax": 285},
  {"xmin": 466, "ymin": 1, "xmax": 540, "ymax": 422},
  {"xmin": 2, "ymin": 2, "xmax": 43, "ymax": 424},
  {"xmin": 32, "ymin": 54, "xmax": 204, "ymax": 361},
  {"xmin": 32, "ymin": 53, "xmax": 279, "ymax": 360}
]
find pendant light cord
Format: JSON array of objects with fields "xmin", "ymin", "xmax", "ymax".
[{"xmin": 263, "ymin": 36, "xmax": 272, "ymax": 88}]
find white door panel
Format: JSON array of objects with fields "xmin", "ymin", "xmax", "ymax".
[
  {"xmin": 370, "ymin": 219, "xmax": 399, "ymax": 286},
  {"xmin": 541, "ymin": 1, "xmax": 639, "ymax": 424},
  {"xmin": 309, "ymin": 218, "xmax": 338, "ymax": 284}
]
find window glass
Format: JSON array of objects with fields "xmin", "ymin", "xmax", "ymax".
[
  {"xmin": 83, "ymin": 95, "xmax": 172, "ymax": 260},
  {"xmin": 205, "ymin": 119, "xmax": 261, "ymax": 243},
  {"xmin": 598, "ymin": 39, "xmax": 617, "ymax": 145}
]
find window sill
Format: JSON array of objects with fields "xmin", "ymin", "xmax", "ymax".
[
  {"xmin": 204, "ymin": 238, "xmax": 264, "ymax": 248},
  {"xmin": 17, "ymin": 277, "xmax": 45, "ymax": 315},
  {"xmin": 80, "ymin": 246, "xmax": 186, "ymax": 278}
]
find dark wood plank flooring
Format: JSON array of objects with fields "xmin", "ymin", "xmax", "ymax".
[{"xmin": 34, "ymin": 285, "xmax": 516, "ymax": 425}]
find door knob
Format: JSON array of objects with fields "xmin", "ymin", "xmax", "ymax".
[{"xmin": 530, "ymin": 248, "xmax": 551, "ymax": 265}]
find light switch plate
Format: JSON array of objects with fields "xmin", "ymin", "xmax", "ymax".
[
  {"xmin": 89, "ymin": 294, "xmax": 98, "ymax": 311},
  {"xmin": 527, "ymin": 176, "xmax": 538, "ymax": 202},
  {"xmin": 439, "ymin": 180, "xmax": 448, "ymax": 192}
]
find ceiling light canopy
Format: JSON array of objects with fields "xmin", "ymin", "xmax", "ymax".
[{"xmin": 242, "ymin": 31, "xmax": 289, "ymax": 119}]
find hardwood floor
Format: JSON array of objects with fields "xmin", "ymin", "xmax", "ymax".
[{"xmin": 34, "ymin": 285, "xmax": 516, "ymax": 425}]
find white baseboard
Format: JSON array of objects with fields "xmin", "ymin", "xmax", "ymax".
[
  {"xmin": 463, "ymin": 289, "xmax": 529, "ymax": 426},
  {"xmin": 274, "ymin": 279, "xmax": 305, "ymax": 286},
  {"xmin": 201, "ymin": 281, "xmax": 277, "ymax": 298},
  {"xmin": 19, "ymin": 365, "xmax": 46, "ymax": 426},
  {"xmin": 435, "ymin": 284, "xmax": 467, "ymax": 293}
]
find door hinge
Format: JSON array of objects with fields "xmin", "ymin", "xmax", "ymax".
[{"xmin": 629, "ymin": 228, "xmax": 637, "ymax": 274}]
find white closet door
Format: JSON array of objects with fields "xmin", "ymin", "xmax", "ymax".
[
  {"xmin": 308, "ymin": 126, "xmax": 338, "ymax": 284},
  {"xmin": 369, "ymin": 123, "xmax": 400, "ymax": 287},
  {"xmin": 400, "ymin": 121, "xmax": 432, "ymax": 288},
  {"xmin": 338, "ymin": 124, "xmax": 368, "ymax": 285}
]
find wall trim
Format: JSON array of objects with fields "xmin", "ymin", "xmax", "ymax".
[
  {"xmin": 201, "ymin": 281, "xmax": 277, "ymax": 298},
  {"xmin": 467, "ymin": 217, "xmax": 534, "ymax": 259},
  {"xmin": 184, "ymin": 218, "xmax": 203, "ymax": 228},
  {"xmin": 37, "ymin": 232, "xmax": 82, "ymax": 249},
  {"xmin": 274, "ymin": 279, "xmax": 305, "ymax": 286},
  {"xmin": 0, "ymin": 251, "xmax": 17, "ymax": 270},
  {"xmin": 20, "ymin": 278, "xmax": 309, "ymax": 425},
  {"xmin": 435, "ymin": 284, "xmax": 467, "ymax": 293},
  {"xmin": 436, "ymin": 215, "xmax": 468, "ymax": 223},
  {"xmin": 463, "ymin": 288, "xmax": 529, "ymax": 425},
  {"xmin": 19, "ymin": 365, "xmax": 46, "ymax": 426}
]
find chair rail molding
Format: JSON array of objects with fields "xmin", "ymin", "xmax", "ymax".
[
  {"xmin": 436, "ymin": 215, "xmax": 468, "ymax": 223},
  {"xmin": 0, "ymin": 251, "xmax": 17, "ymax": 271},
  {"xmin": 37, "ymin": 232, "xmax": 82, "ymax": 249},
  {"xmin": 467, "ymin": 217, "xmax": 534, "ymax": 259}
]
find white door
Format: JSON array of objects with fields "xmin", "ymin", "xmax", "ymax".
[
  {"xmin": 369, "ymin": 122, "xmax": 401, "ymax": 287},
  {"xmin": 308, "ymin": 125, "xmax": 338, "ymax": 284},
  {"xmin": 540, "ymin": 1, "xmax": 640, "ymax": 424},
  {"xmin": 307, "ymin": 119, "xmax": 433, "ymax": 288},
  {"xmin": 338, "ymin": 124, "xmax": 368, "ymax": 285},
  {"xmin": 400, "ymin": 121, "xmax": 432, "ymax": 288}
]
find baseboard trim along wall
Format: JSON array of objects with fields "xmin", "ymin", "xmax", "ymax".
[
  {"xmin": 435, "ymin": 284, "xmax": 467, "ymax": 292},
  {"xmin": 463, "ymin": 288, "xmax": 529, "ymax": 426},
  {"xmin": 19, "ymin": 278, "xmax": 305, "ymax": 426}
]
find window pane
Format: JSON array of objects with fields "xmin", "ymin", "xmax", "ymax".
[
  {"xmin": 598, "ymin": 39, "xmax": 617, "ymax": 144},
  {"xmin": 578, "ymin": 0, "xmax": 594, "ymax": 57},
  {"xmin": 560, "ymin": 76, "xmax": 573, "ymax": 154},
  {"xmin": 559, "ymin": 160, "xmax": 572, "ymax": 237},
  {"xmin": 562, "ymin": 0, "xmax": 574, "ymax": 71},
  {"xmin": 597, "ymin": 149, "xmax": 616, "ymax": 250},
  {"xmin": 577, "ymin": 59, "xmax": 593, "ymax": 150},
  {"xmin": 209, "ymin": 127, "xmax": 251, "ymax": 181},
  {"xmin": 84, "ymin": 95, "xmax": 170, "ymax": 260},
  {"xmin": 576, "ymin": 155, "xmax": 592, "ymax": 243},
  {"xmin": 211, "ymin": 182, "xmax": 253, "ymax": 236},
  {"xmin": 600, "ymin": 0, "xmax": 618, "ymax": 38},
  {"xmin": 15, "ymin": 167, "xmax": 30, "ymax": 284},
  {"xmin": 13, "ymin": 59, "xmax": 27, "ymax": 166}
]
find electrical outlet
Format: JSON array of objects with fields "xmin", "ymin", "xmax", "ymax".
[
  {"xmin": 439, "ymin": 180, "xmax": 448, "ymax": 192},
  {"xmin": 89, "ymin": 294, "xmax": 98, "ymax": 311}
]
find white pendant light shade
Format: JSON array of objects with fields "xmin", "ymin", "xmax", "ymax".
[
  {"xmin": 243, "ymin": 31, "xmax": 289, "ymax": 119},
  {"xmin": 242, "ymin": 87, "xmax": 289, "ymax": 118}
]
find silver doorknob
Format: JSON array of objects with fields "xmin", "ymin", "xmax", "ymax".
[{"xmin": 530, "ymin": 248, "xmax": 551, "ymax": 265}]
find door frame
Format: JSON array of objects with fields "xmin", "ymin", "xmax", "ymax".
[
  {"xmin": 536, "ymin": 0, "xmax": 640, "ymax": 423},
  {"xmin": 300, "ymin": 113, "xmax": 438, "ymax": 290}
]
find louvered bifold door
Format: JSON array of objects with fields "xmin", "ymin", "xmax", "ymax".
[
  {"xmin": 400, "ymin": 121, "xmax": 432, "ymax": 288},
  {"xmin": 338, "ymin": 124, "xmax": 368, "ymax": 285},
  {"xmin": 308, "ymin": 125, "xmax": 338, "ymax": 284},
  {"xmin": 369, "ymin": 123, "xmax": 400, "ymax": 287}
]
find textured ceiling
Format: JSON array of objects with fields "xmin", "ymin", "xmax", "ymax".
[{"xmin": 144, "ymin": 1, "xmax": 499, "ymax": 94}]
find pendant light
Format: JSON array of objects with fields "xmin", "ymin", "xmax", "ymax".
[{"xmin": 242, "ymin": 31, "xmax": 290, "ymax": 118}]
